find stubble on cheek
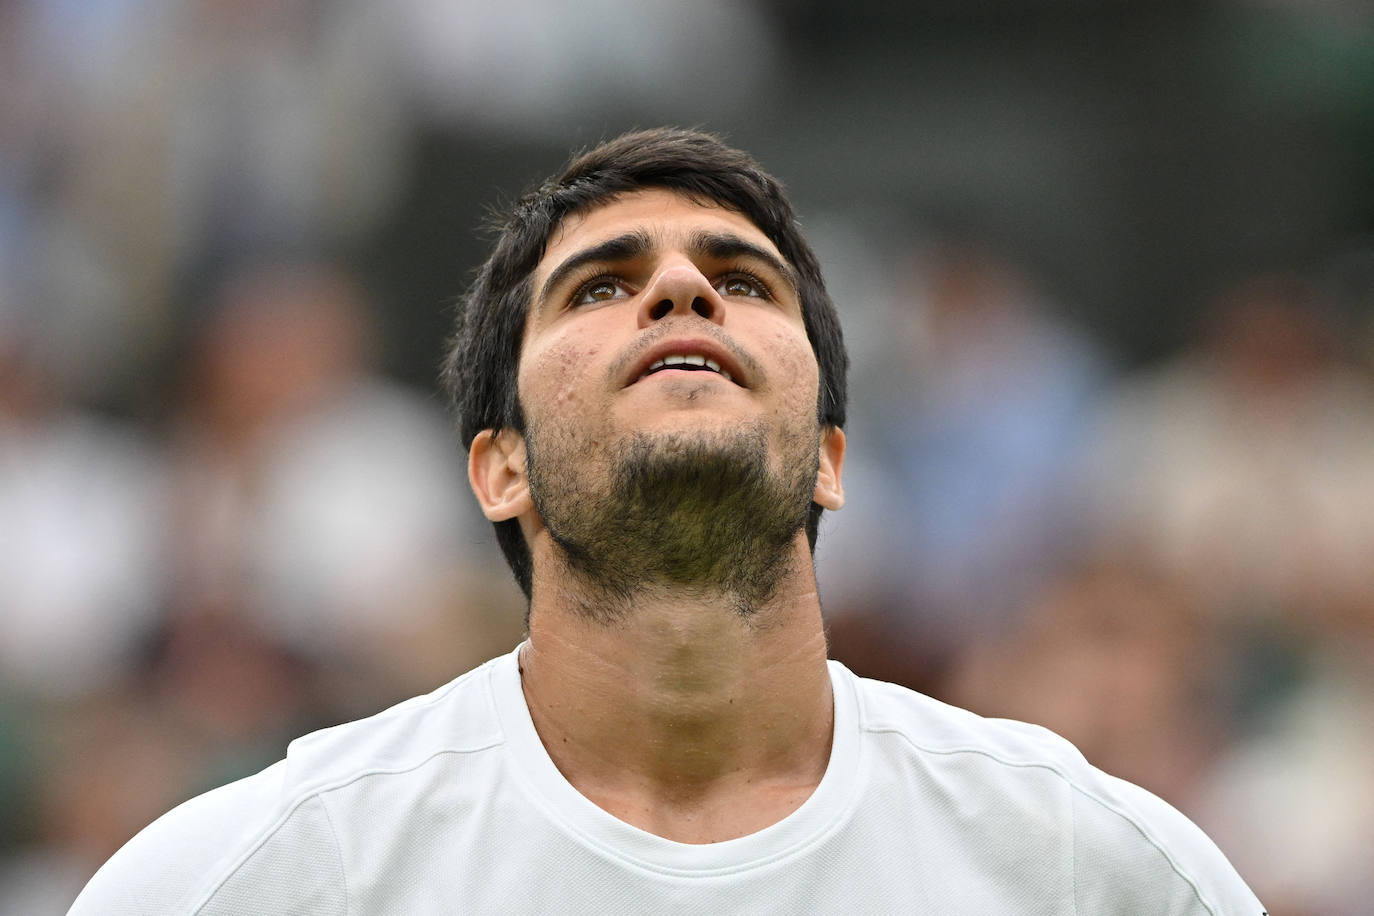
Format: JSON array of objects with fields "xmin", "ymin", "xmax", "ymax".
[{"xmin": 763, "ymin": 331, "xmax": 823, "ymax": 450}]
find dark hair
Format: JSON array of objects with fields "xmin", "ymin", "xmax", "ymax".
[{"xmin": 441, "ymin": 127, "xmax": 848, "ymax": 599}]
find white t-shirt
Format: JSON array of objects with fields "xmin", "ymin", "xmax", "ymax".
[{"xmin": 71, "ymin": 647, "xmax": 1263, "ymax": 914}]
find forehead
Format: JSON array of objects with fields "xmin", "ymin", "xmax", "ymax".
[{"xmin": 534, "ymin": 188, "xmax": 783, "ymax": 287}]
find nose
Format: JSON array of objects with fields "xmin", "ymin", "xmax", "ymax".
[{"xmin": 637, "ymin": 262, "xmax": 724, "ymax": 328}]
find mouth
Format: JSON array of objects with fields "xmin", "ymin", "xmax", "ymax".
[
  {"xmin": 626, "ymin": 338, "xmax": 748, "ymax": 388},
  {"xmin": 638, "ymin": 353, "xmax": 733, "ymax": 383}
]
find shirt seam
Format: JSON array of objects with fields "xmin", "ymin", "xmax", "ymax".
[
  {"xmin": 1071, "ymin": 771, "xmax": 1079, "ymax": 916},
  {"xmin": 290, "ymin": 661, "xmax": 496, "ymax": 752},
  {"xmin": 317, "ymin": 793, "xmax": 350, "ymax": 916},
  {"xmin": 1069, "ymin": 784, "xmax": 1217, "ymax": 915},
  {"xmin": 865, "ymin": 722, "xmax": 1219, "ymax": 914},
  {"xmin": 187, "ymin": 741, "xmax": 505, "ymax": 913}
]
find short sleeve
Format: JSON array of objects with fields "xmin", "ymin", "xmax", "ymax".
[
  {"xmin": 68, "ymin": 763, "xmax": 345, "ymax": 915},
  {"xmin": 1071, "ymin": 774, "xmax": 1266, "ymax": 915}
]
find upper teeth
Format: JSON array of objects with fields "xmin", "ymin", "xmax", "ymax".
[{"xmin": 646, "ymin": 354, "xmax": 731, "ymax": 381}]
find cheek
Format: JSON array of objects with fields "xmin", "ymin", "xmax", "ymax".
[
  {"xmin": 519, "ymin": 338, "xmax": 604, "ymax": 414},
  {"xmin": 770, "ymin": 331, "xmax": 821, "ymax": 409}
]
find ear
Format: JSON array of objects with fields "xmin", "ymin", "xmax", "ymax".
[
  {"xmin": 468, "ymin": 428, "xmax": 533, "ymax": 522},
  {"xmin": 813, "ymin": 426, "xmax": 846, "ymax": 511}
]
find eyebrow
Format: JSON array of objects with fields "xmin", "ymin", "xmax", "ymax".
[
  {"xmin": 688, "ymin": 230, "xmax": 800, "ymax": 297},
  {"xmin": 538, "ymin": 230, "xmax": 654, "ymax": 306},
  {"xmin": 536, "ymin": 227, "xmax": 801, "ymax": 307}
]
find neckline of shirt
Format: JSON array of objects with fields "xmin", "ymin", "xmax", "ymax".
[{"xmin": 489, "ymin": 643, "xmax": 862, "ymax": 875}]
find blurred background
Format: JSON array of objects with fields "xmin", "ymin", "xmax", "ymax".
[{"xmin": 1, "ymin": 0, "xmax": 1372, "ymax": 912}]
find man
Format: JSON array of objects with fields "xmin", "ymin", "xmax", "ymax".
[{"xmin": 72, "ymin": 128, "xmax": 1263, "ymax": 913}]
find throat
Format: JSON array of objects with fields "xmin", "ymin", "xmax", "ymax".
[{"xmin": 518, "ymin": 624, "xmax": 835, "ymax": 843}]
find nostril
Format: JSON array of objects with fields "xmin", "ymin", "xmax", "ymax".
[
  {"xmin": 649, "ymin": 300, "xmax": 673, "ymax": 320},
  {"xmin": 691, "ymin": 298, "xmax": 712, "ymax": 318}
]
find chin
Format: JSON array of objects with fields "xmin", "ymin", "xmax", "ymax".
[
  {"xmin": 623, "ymin": 420, "xmax": 766, "ymax": 455},
  {"xmin": 606, "ymin": 409, "xmax": 732, "ymax": 440}
]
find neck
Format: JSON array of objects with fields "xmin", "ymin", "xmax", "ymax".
[{"xmin": 518, "ymin": 532, "xmax": 834, "ymax": 843}]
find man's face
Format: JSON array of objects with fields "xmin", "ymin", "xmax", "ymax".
[
  {"xmin": 506, "ymin": 189, "xmax": 840, "ymax": 612},
  {"xmin": 520, "ymin": 188, "xmax": 821, "ymax": 468}
]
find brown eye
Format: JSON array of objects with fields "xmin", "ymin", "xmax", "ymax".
[
  {"xmin": 719, "ymin": 275, "xmax": 763, "ymax": 298},
  {"xmin": 575, "ymin": 278, "xmax": 628, "ymax": 306}
]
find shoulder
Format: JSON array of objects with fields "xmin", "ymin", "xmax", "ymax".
[
  {"xmin": 69, "ymin": 656, "xmax": 509, "ymax": 914},
  {"xmin": 279, "ymin": 656, "xmax": 506, "ymax": 792},
  {"xmin": 844, "ymin": 669, "xmax": 1265, "ymax": 914},
  {"xmin": 848, "ymin": 668, "xmax": 1104, "ymax": 791}
]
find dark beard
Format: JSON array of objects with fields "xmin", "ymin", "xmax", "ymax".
[{"xmin": 525, "ymin": 423, "xmax": 818, "ymax": 621}]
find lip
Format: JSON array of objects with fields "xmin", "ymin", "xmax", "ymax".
[{"xmin": 624, "ymin": 337, "xmax": 748, "ymax": 389}]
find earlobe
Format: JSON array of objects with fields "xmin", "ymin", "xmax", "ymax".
[
  {"xmin": 468, "ymin": 429, "xmax": 534, "ymax": 522},
  {"xmin": 813, "ymin": 426, "xmax": 846, "ymax": 511}
]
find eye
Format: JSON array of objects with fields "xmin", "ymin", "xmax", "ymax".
[
  {"xmin": 573, "ymin": 277, "xmax": 631, "ymax": 306},
  {"xmin": 717, "ymin": 273, "xmax": 767, "ymax": 298}
]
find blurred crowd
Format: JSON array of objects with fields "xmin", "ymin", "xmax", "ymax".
[{"xmin": 2, "ymin": 1, "xmax": 1372, "ymax": 913}]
